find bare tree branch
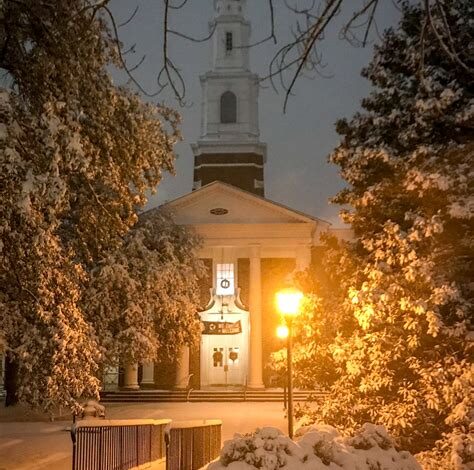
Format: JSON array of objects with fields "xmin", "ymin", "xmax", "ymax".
[
  {"xmin": 168, "ymin": 0, "xmax": 189, "ymax": 9},
  {"xmin": 158, "ymin": 0, "xmax": 187, "ymax": 104},
  {"xmin": 168, "ymin": 21, "xmax": 216, "ymax": 43},
  {"xmin": 105, "ymin": 0, "xmax": 473, "ymax": 109},
  {"xmin": 101, "ymin": 4, "xmax": 160, "ymax": 97},
  {"xmin": 268, "ymin": 0, "xmax": 344, "ymax": 111},
  {"xmin": 239, "ymin": 0, "xmax": 277, "ymax": 48},
  {"xmin": 340, "ymin": 0, "xmax": 379, "ymax": 47},
  {"xmin": 118, "ymin": 5, "xmax": 139, "ymax": 28}
]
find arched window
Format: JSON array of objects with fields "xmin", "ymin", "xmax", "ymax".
[{"xmin": 220, "ymin": 91, "xmax": 237, "ymax": 123}]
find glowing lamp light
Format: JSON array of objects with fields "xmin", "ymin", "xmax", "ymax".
[
  {"xmin": 274, "ymin": 287, "xmax": 303, "ymax": 440},
  {"xmin": 276, "ymin": 325, "xmax": 289, "ymax": 339},
  {"xmin": 276, "ymin": 288, "xmax": 303, "ymax": 316}
]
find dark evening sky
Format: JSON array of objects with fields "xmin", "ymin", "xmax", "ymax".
[{"xmin": 110, "ymin": 1, "xmax": 401, "ymax": 226}]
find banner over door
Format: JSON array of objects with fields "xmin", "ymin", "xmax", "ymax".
[{"xmin": 202, "ymin": 320, "xmax": 242, "ymax": 335}]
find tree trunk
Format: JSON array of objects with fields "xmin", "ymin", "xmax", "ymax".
[{"xmin": 4, "ymin": 353, "xmax": 19, "ymax": 407}]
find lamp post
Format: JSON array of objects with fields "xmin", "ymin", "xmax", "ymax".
[
  {"xmin": 276, "ymin": 325, "xmax": 289, "ymax": 410},
  {"xmin": 275, "ymin": 288, "xmax": 303, "ymax": 440}
]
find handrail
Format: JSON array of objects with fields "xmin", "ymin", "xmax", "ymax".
[
  {"xmin": 186, "ymin": 373, "xmax": 194, "ymax": 388},
  {"xmin": 186, "ymin": 387, "xmax": 194, "ymax": 401},
  {"xmin": 73, "ymin": 418, "xmax": 172, "ymax": 428},
  {"xmin": 185, "ymin": 372, "xmax": 194, "ymax": 401},
  {"xmin": 170, "ymin": 419, "xmax": 222, "ymax": 429}
]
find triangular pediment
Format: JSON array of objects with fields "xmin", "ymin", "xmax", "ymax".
[{"xmin": 159, "ymin": 181, "xmax": 323, "ymax": 225}]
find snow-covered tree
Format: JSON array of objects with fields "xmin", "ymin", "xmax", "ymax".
[
  {"xmin": 83, "ymin": 209, "xmax": 204, "ymax": 371},
  {"xmin": 290, "ymin": 1, "xmax": 473, "ymax": 466},
  {"xmin": 0, "ymin": 1, "xmax": 179, "ymax": 412},
  {"xmin": 268, "ymin": 238, "xmax": 359, "ymax": 390}
]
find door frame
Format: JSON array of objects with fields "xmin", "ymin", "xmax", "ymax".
[{"xmin": 199, "ymin": 311, "xmax": 249, "ymax": 387}]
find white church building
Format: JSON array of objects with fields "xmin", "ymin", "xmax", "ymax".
[{"xmin": 117, "ymin": 0, "xmax": 349, "ymax": 392}]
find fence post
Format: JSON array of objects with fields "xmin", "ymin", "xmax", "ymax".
[
  {"xmin": 166, "ymin": 428, "xmax": 169, "ymax": 470},
  {"xmin": 70, "ymin": 424, "xmax": 77, "ymax": 470}
]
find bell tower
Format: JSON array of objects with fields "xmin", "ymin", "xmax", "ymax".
[{"xmin": 191, "ymin": 0, "xmax": 266, "ymax": 196}]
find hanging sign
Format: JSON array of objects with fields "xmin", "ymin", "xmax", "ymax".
[{"xmin": 202, "ymin": 320, "xmax": 242, "ymax": 335}]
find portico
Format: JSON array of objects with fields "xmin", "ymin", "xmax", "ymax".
[
  {"xmin": 163, "ymin": 181, "xmax": 326, "ymax": 389},
  {"xmin": 117, "ymin": 181, "xmax": 328, "ymax": 391}
]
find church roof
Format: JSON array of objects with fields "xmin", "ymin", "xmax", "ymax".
[{"xmin": 158, "ymin": 181, "xmax": 331, "ymax": 226}]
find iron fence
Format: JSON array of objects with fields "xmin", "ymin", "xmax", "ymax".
[
  {"xmin": 71, "ymin": 419, "xmax": 170, "ymax": 470},
  {"xmin": 167, "ymin": 420, "xmax": 222, "ymax": 470}
]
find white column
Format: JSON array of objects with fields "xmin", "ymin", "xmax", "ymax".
[
  {"xmin": 295, "ymin": 245, "xmax": 312, "ymax": 271},
  {"xmin": 123, "ymin": 363, "xmax": 139, "ymax": 390},
  {"xmin": 141, "ymin": 363, "xmax": 155, "ymax": 387},
  {"xmin": 248, "ymin": 245, "xmax": 264, "ymax": 389},
  {"xmin": 174, "ymin": 346, "xmax": 190, "ymax": 389}
]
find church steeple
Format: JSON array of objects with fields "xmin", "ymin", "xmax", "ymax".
[
  {"xmin": 191, "ymin": 0, "xmax": 266, "ymax": 196},
  {"xmin": 211, "ymin": 0, "xmax": 250, "ymax": 71}
]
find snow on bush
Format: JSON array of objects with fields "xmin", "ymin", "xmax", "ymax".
[
  {"xmin": 416, "ymin": 427, "xmax": 474, "ymax": 470},
  {"xmin": 207, "ymin": 424, "xmax": 421, "ymax": 470}
]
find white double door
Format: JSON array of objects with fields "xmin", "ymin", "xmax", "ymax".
[
  {"xmin": 208, "ymin": 335, "xmax": 243, "ymax": 385},
  {"xmin": 200, "ymin": 311, "xmax": 249, "ymax": 387}
]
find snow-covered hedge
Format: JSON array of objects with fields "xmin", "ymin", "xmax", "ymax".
[
  {"xmin": 207, "ymin": 424, "xmax": 421, "ymax": 470},
  {"xmin": 416, "ymin": 428, "xmax": 474, "ymax": 470}
]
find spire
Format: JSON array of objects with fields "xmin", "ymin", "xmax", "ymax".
[
  {"xmin": 210, "ymin": 0, "xmax": 249, "ymax": 71},
  {"xmin": 190, "ymin": 0, "xmax": 266, "ymax": 196},
  {"xmin": 214, "ymin": 0, "xmax": 246, "ymax": 18}
]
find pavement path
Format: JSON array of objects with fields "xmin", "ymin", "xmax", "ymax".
[{"xmin": 0, "ymin": 402, "xmax": 288, "ymax": 470}]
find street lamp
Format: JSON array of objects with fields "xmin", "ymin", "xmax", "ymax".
[
  {"xmin": 275, "ymin": 287, "xmax": 303, "ymax": 439},
  {"xmin": 276, "ymin": 324, "xmax": 289, "ymax": 410},
  {"xmin": 276, "ymin": 325, "xmax": 289, "ymax": 340}
]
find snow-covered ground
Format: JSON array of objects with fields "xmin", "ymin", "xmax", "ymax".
[{"xmin": 0, "ymin": 402, "xmax": 288, "ymax": 470}]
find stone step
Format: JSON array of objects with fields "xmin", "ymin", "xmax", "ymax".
[
  {"xmin": 102, "ymin": 397, "xmax": 316, "ymax": 403},
  {"xmin": 100, "ymin": 389, "xmax": 326, "ymax": 403},
  {"xmin": 102, "ymin": 392, "xmax": 315, "ymax": 396},
  {"xmin": 102, "ymin": 390, "xmax": 312, "ymax": 397}
]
